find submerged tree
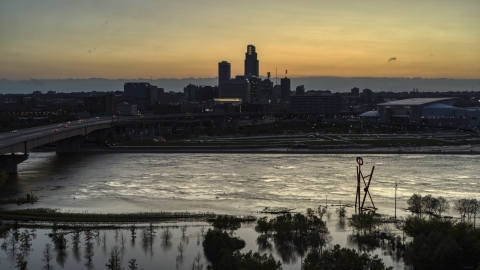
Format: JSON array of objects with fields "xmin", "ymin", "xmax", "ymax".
[
  {"xmin": 15, "ymin": 253, "xmax": 28, "ymax": 270},
  {"xmin": 42, "ymin": 243, "xmax": 55, "ymax": 270},
  {"xmin": 71, "ymin": 230, "xmax": 81, "ymax": 250},
  {"xmin": 336, "ymin": 206, "xmax": 346, "ymax": 219},
  {"xmin": 210, "ymin": 215, "xmax": 241, "ymax": 235},
  {"xmin": 407, "ymin": 193, "xmax": 452, "ymax": 218},
  {"xmin": 177, "ymin": 242, "xmax": 185, "ymax": 257},
  {"xmin": 181, "ymin": 225, "xmax": 187, "ymax": 237},
  {"xmin": 348, "ymin": 211, "xmax": 381, "ymax": 236},
  {"xmin": 127, "ymin": 258, "xmax": 138, "ymax": 270},
  {"xmin": 106, "ymin": 245, "xmax": 124, "ymax": 270},
  {"xmin": 19, "ymin": 230, "xmax": 32, "ymax": 252},
  {"xmin": 302, "ymin": 244, "xmax": 392, "ymax": 270},
  {"xmin": 160, "ymin": 227, "xmax": 173, "ymax": 243},
  {"xmin": 454, "ymin": 198, "xmax": 478, "ymax": 222},
  {"xmin": 218, "ymin": 250, "xmax": 282, "ymax": 270},
  {"xmin": 407, "ymin": 193, "xmax": 423, "ymax": 215},
  {"xmin": 202, "ymin": 229, "xmax": 246, "ymax": 269},
  {"xmin": 402, "ymin": 216, "xmax": 480, "ymax": 269},
  {"xmin": 435, "ymin": 196, "xmax": 450, "ymax": 217},
  {"xmin": 83, "ymin": 229, "xmax": 94, "ymax": 265}
]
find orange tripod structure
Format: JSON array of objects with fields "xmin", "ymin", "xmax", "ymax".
[{"xmin": 355, "ymin": 157, "xmax": 377, "ymax": 213}]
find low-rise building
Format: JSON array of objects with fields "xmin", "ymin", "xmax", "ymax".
[
  {"xmin": 290, "ymin": 94, "xmax": 343, "ymax": 114},
  {"xmin": 117, "ymin": 102, "xmax": 137, "ymax": 115}
]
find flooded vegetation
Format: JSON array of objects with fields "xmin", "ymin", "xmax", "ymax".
[
  {"xmin": 0, "ymin": 153, "xmax": 479, "ymax": 268},
  {"xmin": 0, "ymin": 200, "xmax": 479, "ymax": 269}
]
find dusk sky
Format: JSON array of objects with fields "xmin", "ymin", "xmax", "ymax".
[{"xmin": 1, "ymin": 0, "xmax": 479, "ymax": 80}]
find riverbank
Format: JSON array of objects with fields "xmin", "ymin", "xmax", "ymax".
[
  {"xmin": 76, "ymin": 144, "xmax": 480, "ymax": 155},
  {"xmin": 0, "ymin": 208, "xmax": 256, "ymax": 224}
]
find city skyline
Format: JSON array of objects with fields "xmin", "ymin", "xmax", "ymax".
[{"xmin": 1, "ymin": 0, "xmax": 479, "ymax": 80}]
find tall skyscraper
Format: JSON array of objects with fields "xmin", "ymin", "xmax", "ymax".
[
  {"xmin": 261, "ymin": 78, "xmax": 273, "ymax": 101},
  {"xmin": 247, "ymin": 77, "xmax": 262, "ymax": 104},
  {"xmin": 218, "ymin": 61, "xmax": 231, "ymax": 86},
  {"xmin": 244, "ymin": 45, "xmax": 259, "ymax": 77},
  {"xmin": 280, "ymin": 77, "xmax": 291, "ymax": 103}
]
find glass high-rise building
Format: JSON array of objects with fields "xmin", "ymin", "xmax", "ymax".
[
  {"xmin": 218, "ymin": 61, "xmax": 231, "ymax": 86},
  {"xmin": 280, "ymin": 77, "xmax": 291, "ymax": 103},
  {"xmin": 244, "ymin": 45, "xmax": 259, "ymax": 77}
]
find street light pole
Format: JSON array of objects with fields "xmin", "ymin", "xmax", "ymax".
[{"xmin": 395, "ymin": 180, "xmax": 398, "ymax": 220}]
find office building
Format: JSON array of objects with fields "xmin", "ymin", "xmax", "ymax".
[
  {"xmin": 218, "ymin": 61, "xmax": 231, "ymax": 86},
  {"xmin": 244, "ymin": 45, "xmax": 259, "ymax": 77},
  {"xmin": 124, "ymin": 82, "xmax": 158, "ymax": 103},
  {"xmin": 247, "ymin": 77, "xmax": 262, "ymax": 104},
  {"xmin": 363, "ymin": 88, "xmax": 373, "ymax": 101},
  {"xmin": 280, "ymin": 77, "xmax": 291, "ymax": 103},
  {"xmin": 146, "ymin": 84, "xmax": 158, "ymax": 103},
  {"xmin": 290, "ymin": 94, "xmax": 342, "ymax": 114},
  {"xmin": 272, "ymin": 85, "xmax": 281, "ymax": 102},
  {"xmin": 184, "ymin": 84, "xmax": 219, "ymax": 103},
  {"xmin": 184, "ymin": 84, "xmax": 197, "ymax": 102},
  {"xmin": 351, "ymin": 87, "xmax": 360, "ymax": 96},
  {"xmin": 84, "ymin": 94, "xmax": 117, "ymax": 115},
  {"xmin": 261, "ymin": 78, "xmax": 273, "ymax": 102},
  {"xmin": 117, "ymin": 102, "xmax": 137, "ymax": 115},
  {"xmin": 296, "ymin": 85, "xmax": 305, "ymax": 96},
  {"xmin": 220, "ymin": 78, "xmax": 251, "ymax": 103}
]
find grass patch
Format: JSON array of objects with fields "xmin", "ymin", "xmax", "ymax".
[
  {"xmin": 350, "ymin": 139, "xmax": 445, "ymax": 146},
  {"xmin": 0, "ymin": 208, "xmax": 218, "ymax": 223},
  {"xmin": 118, "ymin": 139, "xmax": 349, "ymax": 147},
  {"xmin": 118, "ymin": 141, "xmax": 283, "ymax": 147}
]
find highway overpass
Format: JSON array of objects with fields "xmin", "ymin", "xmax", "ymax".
[{"xmin": 0, "ymin": 111, "xmax": 323, "ymax": 173}]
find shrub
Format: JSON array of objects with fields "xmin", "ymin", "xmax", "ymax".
[
  {"xmin": 303, "ymin": 244, "xmax": 392, "ymax": 270},
  {"xmin": 348, "ymin": 211, "xmax": 381, "ymax": 235},
  {"xmin": 202, "ymin": 229, "xmax": 245, "ymax": 268}
]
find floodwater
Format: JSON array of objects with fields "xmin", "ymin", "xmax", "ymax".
[{"xmin": 1, "ymin": 152, "xmax": 479, "ymax": 269}]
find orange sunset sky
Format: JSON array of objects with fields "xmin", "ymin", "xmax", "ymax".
[{"xmin": 1, "ymin": 0, "xmax": 479, "ymax": 80}]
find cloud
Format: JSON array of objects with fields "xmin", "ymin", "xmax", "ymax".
[{"xmin": 388, "ymin": 57, "xmax": 396, "ymax": 62}]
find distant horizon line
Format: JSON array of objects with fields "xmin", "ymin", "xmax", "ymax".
[{"xmin": 2, "ymin": 75, "xmax": 480, "ymax": 81}]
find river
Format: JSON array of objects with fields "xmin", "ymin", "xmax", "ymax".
[{"xmin": 1, "ymin": 152, "xmax": 479, "ymax": 269}]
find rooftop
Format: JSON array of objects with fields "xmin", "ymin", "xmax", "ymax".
[
  {"xmin": 359, "ymin": 111, "xmax": 379, "ymax": 117},
  {"xmin": 377, "ymin": 97, "xmax": 458, "ymax": 106},
  {"xmin": 424, "ymin": 103, "xmax": 458, "ymax": 109}
]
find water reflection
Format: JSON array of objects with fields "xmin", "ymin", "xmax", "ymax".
[
  {"xmin": 256, "ymin": 234, "xmax": 272, "ymax": 252},
  {"xmin": 160, "ymin": 227, "xmax": 173, "ymax": 252},
  {"xmin": 0, "ymin": 222, "xmax": 407, "ymax": 269}
]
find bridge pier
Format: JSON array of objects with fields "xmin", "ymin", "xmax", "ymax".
[
  {"xmin": 222, "ymin": 117, "xmax": 228, "ymax": 128},
  {"xmin": 150, "ymin": 124, "xmax": 155, "ymax": 138},
  {"xmin": 0, "ymin": 154, "xmax": 29, "ymax": 174},
  {"xmin": 56, "ymin": 136, "xmax": 86, "ymax": 153},
  {"xmin": 158, "ymin": 121, "xmax": 162, "ymax": 135},
  {"xmin": 112, "ymin": 125, "xmax": 117, "ymax": 141}
]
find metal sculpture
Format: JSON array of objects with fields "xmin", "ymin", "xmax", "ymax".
[{"xmin": 355, "ymin": 157, "xmax": 377, "ymax": 213}]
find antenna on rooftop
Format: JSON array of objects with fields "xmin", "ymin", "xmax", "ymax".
[
  {"xmin": 267, "ymin": 72, "xmax": 271, "ymax": 80},
  {"xmin": 150, "ymin": 74, "xmax": 152, "ymax": 84}
]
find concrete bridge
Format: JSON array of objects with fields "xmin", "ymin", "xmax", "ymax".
[
  {"xmin": 0, "ymin": 117, "xmax": 118, "ymax": 173},
  {"xmin": 0, "ymin": 112, "xmax": 319, "ymax": 173}
]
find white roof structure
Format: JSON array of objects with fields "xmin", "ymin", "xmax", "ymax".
[
  {"xmin": 377, "ymin": 98, "xmax": 458, "ymax": 106},
  {"xmin": 424, "ymin": 103, "xmax": 458, "ymax": 109},
  {"xmin": 359, "ymin": 111, "xmax": 379, "ymax": 117}
]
